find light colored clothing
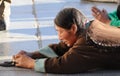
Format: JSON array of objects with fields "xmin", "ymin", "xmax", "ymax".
[
  {"xmin": 34, "ymin": 46, "xmax": 58, "ymax": 72},
  {"xmin": 0, "ymin": 0, "xmax": 11, "ymax": 30}
]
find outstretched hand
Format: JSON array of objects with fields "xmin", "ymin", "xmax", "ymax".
[
  {"xmin": 13, "ymin": 50, "xmax": 35, "ymax": 69},
  {"xmin": 91, "ymin": 6, "xmax": 110, "ymax": 25}
]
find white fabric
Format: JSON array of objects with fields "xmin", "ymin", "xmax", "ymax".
[
  {"xmin": 4, "ymin": 1, "xmax": 11, "ymax": 30},
  {"xmin": 0, "ymin": 0, "xmax": 3, "ymax": 5}
]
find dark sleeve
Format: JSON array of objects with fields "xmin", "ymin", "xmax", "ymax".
[
  {"xmin": 49, "ymin": 41, "xmax": 70, "ymax": 56},
  {"xmin": 45, "ymin": 45, "xmax": 101, "ymax": 74}
]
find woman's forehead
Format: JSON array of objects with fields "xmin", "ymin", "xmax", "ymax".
[
  {"xmin": 55, "ymin": 25, "xmax": 64, "ymax": 30},
  {"xmin": 55, "ymin": 25, "xmax": 70, "ymax": 31}
]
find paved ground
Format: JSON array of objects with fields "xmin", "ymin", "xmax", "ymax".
[{"xmin": 0, "ymin": 0, "xmax": 119, "ymax": 76}]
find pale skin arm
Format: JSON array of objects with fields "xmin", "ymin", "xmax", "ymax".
[{"xmin": 91, "ymin": 6, "xmax": 111, "ymax": 25}]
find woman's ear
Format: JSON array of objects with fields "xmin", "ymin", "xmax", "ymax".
[{"xmin": 70, "ymin": 24, "xmax": 77, "ymax": 34}]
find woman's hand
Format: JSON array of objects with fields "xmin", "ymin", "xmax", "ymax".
[
  {"xmin": 13, "ymin": 53, "xmax": 35, "ymax": 69},
  {"xmin": 91, "ymin": 6, "xmax": 110, "ymax": 25},
  {"xmin": 13, "ymin": 50, "xmax": 46, "ymax": 60},
  {"xmin": 15, "ymin": 50, "xmax": 33, "ymax": 57}
]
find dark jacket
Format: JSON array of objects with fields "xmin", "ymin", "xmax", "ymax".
[{"xmin": 43, "ymin": 35, "xmax": 120, "ymax": 74}]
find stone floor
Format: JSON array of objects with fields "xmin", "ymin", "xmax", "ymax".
[{"xmin": 0, "ymin": 0, "xmax": 119, "ymax": 76}]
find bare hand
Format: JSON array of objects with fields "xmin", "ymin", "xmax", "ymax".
[
  {"xmin": 13, "ymin": 52, "xmax": 35, "ymax": 69},
  {"xmin": 14, "ymin": 50, "xmax": 32, "ymax": 57},
  {"xmin": 91, "ymin": 6, "xmax": 110, "ymax": 25}
]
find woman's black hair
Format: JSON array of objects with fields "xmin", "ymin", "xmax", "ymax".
[
  {"xmin": 117, "ymin": 4, "xmax": 120, "ymax": 19},
  {"xmin": 54, "ymin": 8, "xmax": 87, "ymax": 36}
]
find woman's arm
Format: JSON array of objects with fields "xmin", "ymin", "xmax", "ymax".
[
  {"xmin": 13, "ymin": 50, "xmax": 47, "ymax": 59},
  {"xmin": 34, "ymin": 38, "xmax": 101, "ymax": 74}
]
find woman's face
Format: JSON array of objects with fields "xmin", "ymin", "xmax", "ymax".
[{"xmin": 55, "ymin": 25, "xmax": 77, "ymax": 47}]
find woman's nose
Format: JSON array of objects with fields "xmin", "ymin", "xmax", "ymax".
[{"xmin": 58, "ymin": 33, "xmax": 62, "ymax": 40}]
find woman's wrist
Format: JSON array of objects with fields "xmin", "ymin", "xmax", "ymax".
[{"xmin": 29, "ymin": 59, "xmax": 35, "ymax": 69}]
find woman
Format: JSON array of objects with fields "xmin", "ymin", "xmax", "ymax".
[{"xmin": 13, "ymin": 8, "xmax": 120, "ymax": 74}]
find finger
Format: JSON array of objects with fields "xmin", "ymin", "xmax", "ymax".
[
  {"xmin": 15, "ymin": 55, "xmax": 20, "ymax": 58},
  {"xmin": 92, "ymin": 6, "xmax": 101, "ymax": 15},
  {"xmin": 92, "ymin": 13, "xmax": 97, "ymax": 18},
  {"xmin": 14, "ymin": 56, "xmax": 22, "ymax": 66},
  {"xmin": 12, "ymin": 55, "xmax": 15, "ymax": 60},
  {"xmin": 91, "ymin": 7, "xmax": 97, "ymax": 14},
  {"xmin": 91, "ymin": 6, "xmax": 99, "ymax": 13},
  {"xmin": 102, "ymin": 9, "xmax": 108, "ymax": 15},
  {"xmin": 92, "ymin": 12, "xmax": 101, "ymax": 19},
  {"xmin": 14, "ymin": 55, "xmax": 26, "ymax": 67},
  {"xmin": 13, "ymin": 54, "xmax": 23, "ymax": 62},
  {"xmin": 15, "ymin": 62, "xmax": 21, "ymax": 67},
  {"xmin": 18, "ymin": 50, "xmax": 26, "ymax": 55},
  {"xmin": 12, "ymin": 55, "xmax": 17, "ymax": 62}
]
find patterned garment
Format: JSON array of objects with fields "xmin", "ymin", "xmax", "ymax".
[{"xmin": 87, "ymin": 19, "xmax": 120, "ymax": 47}]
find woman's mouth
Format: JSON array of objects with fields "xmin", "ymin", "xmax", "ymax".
[{"xmin": 62, "ymin": 41, "xmax": 70, "ymax": 46}]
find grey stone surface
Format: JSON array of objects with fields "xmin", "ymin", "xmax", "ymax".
[{"xmin": 0, "ymin": 0, "xmax": 119, "ymax": 75}]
